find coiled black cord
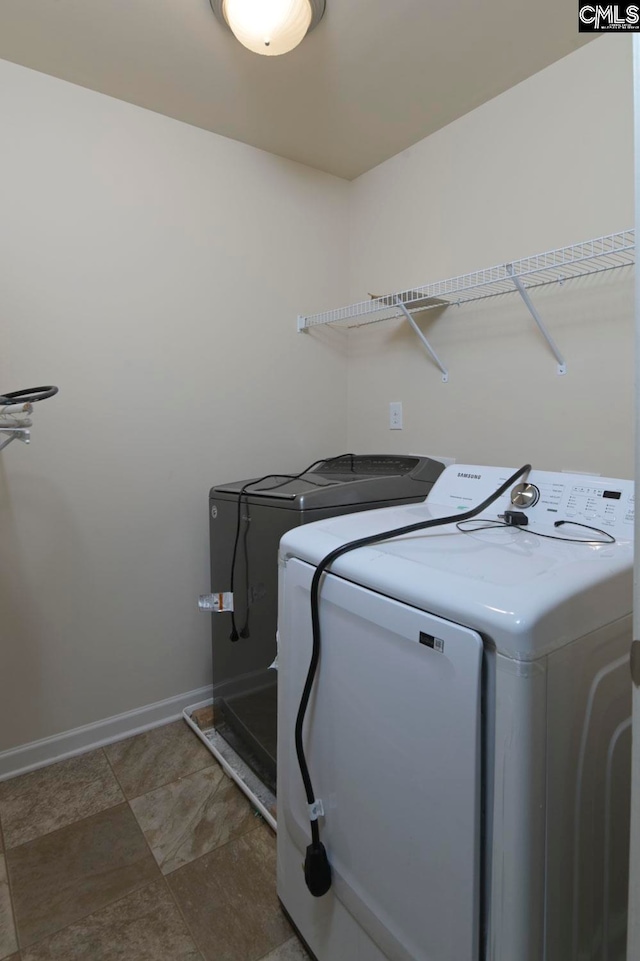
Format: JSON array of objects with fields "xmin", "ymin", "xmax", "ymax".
[
  {"xmin": 295, "ymin": 463, "xmax": 532, "ymax": 898},
  {"xmin": 456, "ymin": 518, "xmax": 615, "ymax": 544},
  {"xmin": 0, "ymin": 386, "xmax": 58, "ymax": 406}
]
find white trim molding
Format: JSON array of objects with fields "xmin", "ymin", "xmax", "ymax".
[{"xmin": 0, "ymin": 685, "xmax": 212, "ymax": 781}]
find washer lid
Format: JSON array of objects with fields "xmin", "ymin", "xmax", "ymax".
[
  {"xmin": 279, "ymin": 465, "xmax": 634, "ymax": 660},
  {"xmin": 211, "ymin": 454, "xmax": 443, "ymax": 509}
]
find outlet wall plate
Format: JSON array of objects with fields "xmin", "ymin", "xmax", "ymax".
[{"xmin": 389, "ymin": 402, "xmax": 403, "ymax": 430}]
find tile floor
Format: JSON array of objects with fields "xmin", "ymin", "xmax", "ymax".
[{"xmin": 0, "ymin": 720, "xmax": 308, "ymax": 961}]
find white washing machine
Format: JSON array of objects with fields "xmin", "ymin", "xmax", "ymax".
[{"xmin": 276, "ymin": 465, "xmax": 633, "ymax": 961}]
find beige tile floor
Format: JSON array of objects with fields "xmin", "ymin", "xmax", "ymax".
[{"xmin": 0, "ymin": 720, "xmax": 309, "ymax": 961}]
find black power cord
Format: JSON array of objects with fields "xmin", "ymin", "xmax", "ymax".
[
  {"xmin": 0, "ymin": 386, "xmax": 58, "ymax": 406},
  {"xmin": 227, "ymin": 454, "xmax": 357, "ymax": 641},
  {"xmin": 295, "ymin": 463, "xmax": 532, "ymax": 898},
  {"xmin": 553, "ymin": 519, "xmax": 616, "ymax": 543},
  {"xmin": 456, "ymin": 517, "xmax": 616, "ymax": 544}
]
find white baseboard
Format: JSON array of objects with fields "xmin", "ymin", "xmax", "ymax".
[{"xmin": 0, "ymin": 685, "xmax": 212, "ymax": 782}]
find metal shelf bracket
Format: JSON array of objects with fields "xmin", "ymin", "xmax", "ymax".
[
  {"xmin": 0, "ymin": 428, "xmax": 30, "ymax": 452},
  {"xmin": 506, "ymin": 264, "xmax": 567, "ymax": 375},
  {"xmin": 394, "ymin": 298, "xmax": 449, "ymax": 382}
]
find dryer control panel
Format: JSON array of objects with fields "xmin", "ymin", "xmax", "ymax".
[
  {"xmin": 428, "ymin": 465, "xmax": 634, "ymax": 537},
  {"xmin": 522, "ymin": 476, "xmax": 634, "ymax": 530}
]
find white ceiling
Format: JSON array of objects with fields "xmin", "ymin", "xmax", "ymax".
[{"xmin": 0, "ymin": 0, "xmax": 594, "ymax": 180}]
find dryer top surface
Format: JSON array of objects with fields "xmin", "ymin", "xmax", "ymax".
[{"xmin": 279, "ymin": 465, "xmax": 634, "ymax": 660}]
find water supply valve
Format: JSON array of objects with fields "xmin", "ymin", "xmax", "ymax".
[{"xmin": 198, "ymin": 592, "xmax": 234, "ymax": 612}]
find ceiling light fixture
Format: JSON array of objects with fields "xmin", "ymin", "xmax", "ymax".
[{"xmin": 210, "ymin": 0, "xmax": 325, "ymax": 57}]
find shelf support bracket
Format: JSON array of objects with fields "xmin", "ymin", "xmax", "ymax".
[
  {"xmin": 394, "ymin": 298, "xmax": 449, "ymax": 382},
  {"xmin": 0, "ymin": 428, "xmax": 30, "ymax": 452},
  {"xmin": 506, "ymin": 264, "xmax": 567, "ymax": 375}
]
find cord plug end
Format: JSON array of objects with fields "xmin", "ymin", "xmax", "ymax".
[
  {"xmin": 502, "ymin": 510, "xmax": 529, "ymax": 527},
  {"xmin": 304, "ymin": 842, "xmax": 332, "ymax": 897}
]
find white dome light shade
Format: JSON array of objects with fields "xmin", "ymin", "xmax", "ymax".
[{"xmin": 223, "ymin": 0, "xmax": 312, "ymax": 56}]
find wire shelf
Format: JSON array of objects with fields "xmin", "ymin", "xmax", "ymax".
[{"xmin": 297, "ymin": 229, "xmax": 635, "ymax": 331}]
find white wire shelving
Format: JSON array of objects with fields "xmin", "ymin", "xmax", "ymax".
[{"xmin": 297, "ymin": 229, "xmax": 636, "ymax": 381}]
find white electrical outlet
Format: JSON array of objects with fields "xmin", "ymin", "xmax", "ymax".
[{"xmin": 389, "ymin": 402, "xmax": 403, "ymax": 429}]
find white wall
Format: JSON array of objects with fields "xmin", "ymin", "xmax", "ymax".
[
  {"xmin": 0, "ymin": 60, "xmax": 350, "ymax": 752},
  {"xmin": 346, "ymin": 37, "xmax": 634, "ymax": 478}
]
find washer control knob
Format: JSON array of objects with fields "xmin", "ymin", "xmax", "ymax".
[{"xmin": 510, "ymin": 482, "xmax": 540, "ymax": 509}]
